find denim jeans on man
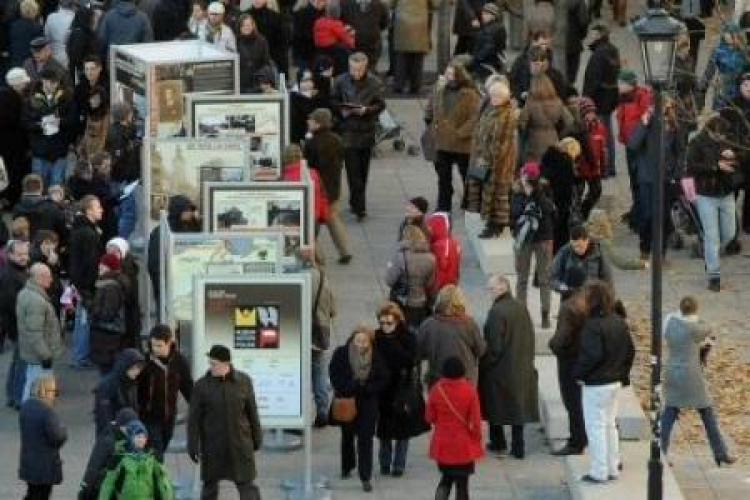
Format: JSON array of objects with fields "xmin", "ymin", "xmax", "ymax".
[
  {"xmin": 661, "ymin": 406, "xmax": 728, "ymax": 459},
  {"xmin": 694, "ymin": 194, "xmax": 736, "ymax": 278},
  {"xmin": 582, "ymin": 382, "xmax": 621, "ymax": 481},
  {"xmin": 379, "ymin": 438, "xmax": 409, "ymax": 473},
  {"xmin": 71, "ymin": 302, "xmax": 91, "ymax": 366},
  {"xmin": 22, "ymin": 364, "xmax": 52, "ymax": 402},
  {"xmin": 311, "ymin": 349, "xmax": 330, "ymax": 418},
  {"xmin": 31, "ymin": 157, "xmax": 67, "ymax": 189},
  {"xmin": 5, "ymin": 343, "xmax": 27, "ymax": 407}
]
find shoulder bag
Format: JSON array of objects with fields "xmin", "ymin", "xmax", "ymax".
[
  {"xmin": 331, "ymin": 396, "xmax": 357, "ymax": 423},
  {"xmin": 311, "ymin": 270, "xmax": 331, "ymax": 350},
  {"xmin": 436, "ymin": 382, "xmax": 473, "ymax": 432},
  {"xmin": 389, "ymin": 249, "xmax": 410, "ymax": 311}
]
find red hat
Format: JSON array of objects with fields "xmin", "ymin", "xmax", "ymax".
[
  {"xmin": 99, "ymin": 253, "xmax": 121, "ymax": 271},
  {"xmin": 520, "ymin": 161, "xmax": 541, "ymax": 180}
]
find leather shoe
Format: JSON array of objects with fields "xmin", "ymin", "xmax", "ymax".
[
  {"xmin": 580, "ymin": 474, "xmax": 607, "ymax": 484},
  {"xmin": 551, "ymin": 445, "xmax": 584, "ymax": 456}
]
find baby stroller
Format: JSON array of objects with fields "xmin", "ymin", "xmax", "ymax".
[
  {"xmin": 669, "ymin": 177, "xmax": 705, "ymax": 258},
  {"xmin": 374, "ymin": 109, "xmax": 420, "ymax": 157}
]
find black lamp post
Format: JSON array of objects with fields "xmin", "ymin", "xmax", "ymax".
[{"xmin": 632, "ymin": 7, "xmax": 682, "ymax": 500}]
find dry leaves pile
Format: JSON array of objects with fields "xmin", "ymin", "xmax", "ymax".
[{"xmin": 627, "ymin": 305, "xmax": 750, "ymax": 460}]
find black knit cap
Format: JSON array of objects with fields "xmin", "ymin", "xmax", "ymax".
[
  {"xmin": 442, "ymin": 356, "xmax": 465, "ymax": 379},
  {"xmin": 207, "ymin": 344, "xmax": 231, "ymax": 362},
  {"xmin": 409, "ymin": 196, "xmax": 429, "ymax": 215}
]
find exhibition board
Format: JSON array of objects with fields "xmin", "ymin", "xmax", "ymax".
[{"xmin": 192, "ymin": 275, "xmax": 311, "ymax": 428}]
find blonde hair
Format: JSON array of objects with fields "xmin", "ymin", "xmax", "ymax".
[
  {"xmin": 30, "ymin": 373, "xmax": 56, "ymax": 400},
  {"xmin": 350, "ymin": 324, "xmax": 375, "ymax": 343},
  {"xmin": 401, "ymin": 225, "xmax": 427, "ymax": 244},
  {"xmin": 434, "ymin": 284, "xmax": 468, "ymax": 316},
  {"xmin": 282, "ymin": 144, "xmax": 303, "ymax": 165},
  {"xmin": 585, "ymin": 209, "xmax": 613, "ymax": 240},
  {"xmin": 11, "ymin": 216, "xmax": 30, "ymax": 239},
  {"xmin": 20, "ymin": 0, "xmax": 39, "ymax": 20},
  {"xmin": 558, "ymin": 137, "xmax": 581, "ymax": 159}
]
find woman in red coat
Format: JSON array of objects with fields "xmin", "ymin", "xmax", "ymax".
[
  {"xmin": 426, "ymin": 212, "xmax": 461, "ymax": 295},
  {"xmin": 425, "ymin": 356, "xmax": 483, "ymax": 500}
]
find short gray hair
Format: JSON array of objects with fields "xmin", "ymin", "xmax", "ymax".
[{"xmin": 488, "ymin": 274, "xmax": 510, "ymax": 294}]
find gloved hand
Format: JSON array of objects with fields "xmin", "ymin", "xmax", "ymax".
[
  {"xmin": 189, "ymin": 452, "xmax": 200, "ymax": 464},
  {"xmin": 41, "ymin": 358, "xmax": 53, "ymax": 370}
]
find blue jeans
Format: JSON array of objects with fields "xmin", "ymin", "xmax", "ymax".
[
  {"xmin": 694, "ymin": 194, "xmax": 736, "ymax": 278},
  {"xmin": 598, "ymin": 113, "xmax": 615, "ymax": 176},
  {"xmin": 71, "ymin": 302, "xmax": 90, "ymax": 365},
  {"xmin": 22, "ymin": 364, "xmax": 52, "ymax": 402},
  {"xmin": 117, "ymin": 188, "xmax": 137, "ymax": 239},
  {"xmin": 311, "ymin": 350, "xmax": 330, "ymax": 417},
  {"xmin": 5, "ymin": 344, "xmax": 26, "ymax": 406},
  {"xmin": 31, "ymin": 156, "xmax": 67, "ymax": 189},
  {"xmin": 661, "ymin": 406, "xmax": 728, "ymax": 459},
  {"xmin": 379, "ymin": 438, "xmax": 409, "ymax": 473}
]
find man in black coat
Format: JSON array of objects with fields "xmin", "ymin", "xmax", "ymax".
[
  {"xmin": 452, "ymin": 0, "xmax": 484, "ymax": 56},
  {"xmin": 13, "ymin": 173, "xmax": 68, "ymax": 244},
  {"xmin": 1, "ymin": 240, "xmax": 31, "ymax": 409},
  {"xmin": 93, "ymin": 348, "xmax": 145, "ymax": 433},
  {"xmin": 247, "ymin": 0, "xmax": 289, "ymax": 77},
  {"xmin": 78, "ymin": 407, "xmax": 139, "ymax": 500},
  {"xmin": 582, "ymin": 24, "xmax": 620, "ymax": 177},
  {"xmin": 331, "ymin": 52, "xmax": 386, "ymax": 220},
  {"xmin": 0, "ymin": 67, "xmax": 32, "ymax": 208},
  {"xmin": 469, "ymin": 3, "xmax": 506, "ymax": 79},
  {"xmin": 551, "ymin": 225, "xmax": 613, "ymax": 296},
  {"xmin": 68, "ymin": 194, "xmax": 103, "ymax": 369},
  {"xmin": 292, "ymin": 0, "xmax": 325, "ymax": 72},
  {"xmin": 509, "ymin": 37, "xmax": 568, "ymax": 104},
  {"xmin": 563, "ymin": 0, "xmax": 590, "ymax": 83},
  {"xmin": 138, "ymin": 324, "xmax": 193, "ymax": 461},
  {"xmin": 547, "ymin": 266, "xmax": 588, "ymax": 455}
]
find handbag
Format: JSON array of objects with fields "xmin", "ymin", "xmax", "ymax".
[
  {"xmin": 437, "ymin": 382, "xmax": 473, "ymax": 432},
  {"xmin": 388, "ymin": 250, "xmax": 410, "ymax": 310},
  {"xmin": 467, "ymin": 160, "xmax": 490, "ymax": 182},
  {"xmin": 311, "ymin": 270, "xmax": 331, "ymax": 350},
  {"xmin": 330, "ymin": 397, "xmax": 357, "ymax": 423},
  {"xmin": 421, "ymin": 127, "xmax": 436, "ymax": 162}
]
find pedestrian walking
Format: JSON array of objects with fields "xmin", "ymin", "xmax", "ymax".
[
  {"xmin": 551, "ymin": 225, "xmax": 613, "ymax": 296},
  {"xmin": 329, "ymin": 326, "xmax": 389, "ymax": 492},
  {"xmin": 425, "ymin": 356, "xmax": 483, "ymax": 500},
  {"xmin": 17, "ymin": 263, "xmax": 63, "ymax": 403},
  {"xmin": 188, "ymin": 345, "xmax": 263, "ymax": 499},
  {"xmin": 661, "ymin": 296, "xmax": 737, "ymax": 466},
  {"xmin": 331, "ymin": 52, "xmax": 386, "ymax": 221},
  {"xmin": 374, "ymin": 302, "xmax": 419, "ymax": 477},
  {"xmin": 89, "ymin": 253, "xmax": 130, "ymax": 374},
  {"xmin": 93, "ymin": 348, "xmax": 145, "ymax": 434},
  {"xmin": 573, "ymin": 281, "xmax": 634, "ymax": 484},
  {"xmin": 1, "ymin": 239, "xmax": 31, "ymax": 409},
  {"xmin": 417, "ymin": 284, "xmax": 486, "ymax": 387},
  {"xmin": 389, "ymin": 0, "xmax": 439, "ymax": 94},
  {"xmin": 138, "ymin": 324, "xmax": 193, "ymax": 461},
  {"xmin": 19, "ymin": 373, "xmax": 67, "ymax": 500},
  {"xmin": 478, "ymin": 274, "xmax": 539, "ymax": 459}
]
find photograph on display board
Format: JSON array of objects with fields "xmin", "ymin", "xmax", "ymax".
[
  {"xmin": 112, "ymin": 50, "xmax": 147, "ymax": 133},
  {"xmin": 168, "ymin": 233, "xmax": 282, "ymax": 322},
  {"xmin": 187, "ymin": 95, "xmax": 285, "ymax": 181},
  {"xmin": 196, "ymin": 278, "xmax": 307, "ymax": 424},
  {"xmin": 204, "ymin": 183, "xmax": 309, "ymax": 270},
  {"xmin": 146, "ymin": 138, "xmax": 250, "ymax": 222},
  {"xmin": 151, "ymin": 60, "xmax": 236, "ymax": 137}
]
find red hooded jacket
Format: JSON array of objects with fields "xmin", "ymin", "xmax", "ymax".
[
  {"xmin": 313, "ymin": 17, "xmax": 355, "ymax": 49},
  {"xmin": 578, "ymin": 116, "xmax": 606, "ymax": 180},
  {"xmin": 425, "ymin": 378, "xmax": 484, "ymax": 465},
  {"xmin": 616, "ymin": 85, "xmax": 652, "ymax": 144},
  {"xmin": 283, "ymin": 161, "xmax": 329, "ymax": 223},
  {"xmin": 426, "ymin": 213, "xmax": 461, "ymax": 294}
]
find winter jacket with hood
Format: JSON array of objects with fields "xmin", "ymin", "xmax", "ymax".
[
  {"xmin": 282, "ymin": 160, "xmax": 329, "ymax": 223},
  {"xmin": 550, "ymin": 240, "xmax": 614, "ymax": 294},
  {"xmin": 313, "ymin": 16, "xmax": 354, "ymax": 49},
  {"xmin": 138, "ymin": 344, "xmax": 192, "ymax": 427},
  {"xmin": 425, "ymin": 376, "xmax": 483, "ymax": 464},
  {"xmin": 425, "ymin": 212, "xmax": 460, "ymax": 294},
  {"xmin": 304, "ymin": 127, "xmax": 345, "ymax": 202},
  {"xmin": 67, "ymin": 213, "xmax": 102, "ymax": 298},
  {"xmin": 93, "ymin": 348, "xmax": 145, "ymax": 433},
  {"xmin": 13, "ymin": 194, "xmax": 69, "ymax": 243},
  {"xmin": 573, "ymin": 307, "xmax": 635, "ymax": 386},
  {"xmin": 17, "ymin": 280, "xmax": 64, "ymax": 364},
  {"xmin": 97, "ymin": 0, "xmax": 154, "ymax": 59},
  {"xmin": 616, "ymin": 84, "xmax": 651, "ymax": 144},
  {"xmin": 385, "ymin": 239, "xmax": 436, "ymax": 309},
  {"xmin": 23, "ymin": 82, "xmax": 77, "ymax": 161},
  {"xmin": 583, "ymin": 36, "xmax": 621, "ymax": 115}
]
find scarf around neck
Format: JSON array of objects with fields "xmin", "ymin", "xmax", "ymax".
[{"xmin": 348, "ymin": 341, "xmax": 372, "ymax": 383}]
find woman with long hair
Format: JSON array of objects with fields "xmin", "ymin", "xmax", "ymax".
[{"xmin": 518, "ymin": 74, "xmax": 574, "ymax": 161}]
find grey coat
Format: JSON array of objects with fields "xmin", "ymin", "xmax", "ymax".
[
  {"xmin": 385, "ymin": 240, "xmax": 436, "ymax": 309},
  {"xmin": 17, "ymin": 281, "xmax": 63, "ymax": 364},
  {"xmin": 478, "ymin": 293, "xmax": 539, "ymax": 424},
  {"xmin": 417, "ymin": 314, "xmax": 486, "ymax": 387},
  {"xmin": 663, "ymin": 314, "xmax": 712, "ymax": 409}
]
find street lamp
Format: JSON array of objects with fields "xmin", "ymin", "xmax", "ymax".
[{"xmin": 632, "ymin": 7, "xmax": 682, "ymax": 500}]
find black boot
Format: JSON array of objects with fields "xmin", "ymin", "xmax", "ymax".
[{"xmin": 478, "ymin": 223, "xmax": 504, "ymax": 239}]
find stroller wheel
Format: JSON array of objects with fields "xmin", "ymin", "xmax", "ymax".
[
  {"xmin": 393, "ymin": 139, "xmax": 405, "ymax": 151},
  {"xmin": 407, "ymin": 145, "xmax": 420, "ymax": 156}
]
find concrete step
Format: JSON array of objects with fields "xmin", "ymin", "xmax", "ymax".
[
  {"xmin": 464, "ymin": 212, "xmax": 515, "ymax": 275},
  {"xmin": 535, "ymin": 355, "xmax": 649, "ymax": 442},
  {"xmin": 565, "ymin": 441, "xmax": 684, "ymax": 500}
]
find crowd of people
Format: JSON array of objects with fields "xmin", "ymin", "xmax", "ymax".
[{"xmin": 0, "ymin": 0, "xmax": 747, "ymax": 498}]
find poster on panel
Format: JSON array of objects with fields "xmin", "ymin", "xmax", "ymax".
[
  {"xmin": 193, "ymin": 275, "xmax": 310, "ymax": 428},
  {"xmin": 144, "ymin": 138, "xmax": 250, "ymax": 227},
  {"xmin": 166, "ymin": 232, "xmax": 283, "ymax": 323},
  {"xmin": 186, "ymin": 94, "xmax": 286, "ymax": 181}
]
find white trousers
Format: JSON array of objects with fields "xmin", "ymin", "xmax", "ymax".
[{"xmin": 582, "ymin": 382, "xmax": 621, "ymax": 480}]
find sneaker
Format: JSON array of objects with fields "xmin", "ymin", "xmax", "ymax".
[
  {"xmin": 337, "ymin": 255, "xmax": 352, "ymax": 265},
  {"xmin": 708, "ymin": 278, "xmax": 721, "ymax": 292},
  {"xmin": 391, "ymin": 469, "xmax": 404, "ymax": 477},
  {"xmin": 362, "ymin": 481, "xmax": 373, "ymax": 492}
]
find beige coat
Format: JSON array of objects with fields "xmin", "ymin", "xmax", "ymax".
[
  {"xmin": 425, "ymin": 80, "xmax": 481, "ymax": 154},
  {"xmin": 390, "ymin": 0, "xmax": 440, "ymax": 53},
  {"xmin": 518, "ymin": 98, "xmax": 574, "ymax": 161}
]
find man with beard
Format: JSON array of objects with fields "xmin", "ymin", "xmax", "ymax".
[
  {"xmin": 1, "ymin": 240, "xmax": 31, "ymax": 409},
  {"xmin": 147, "ymin": 195, "xmax": 201, "ymax": 313}
]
